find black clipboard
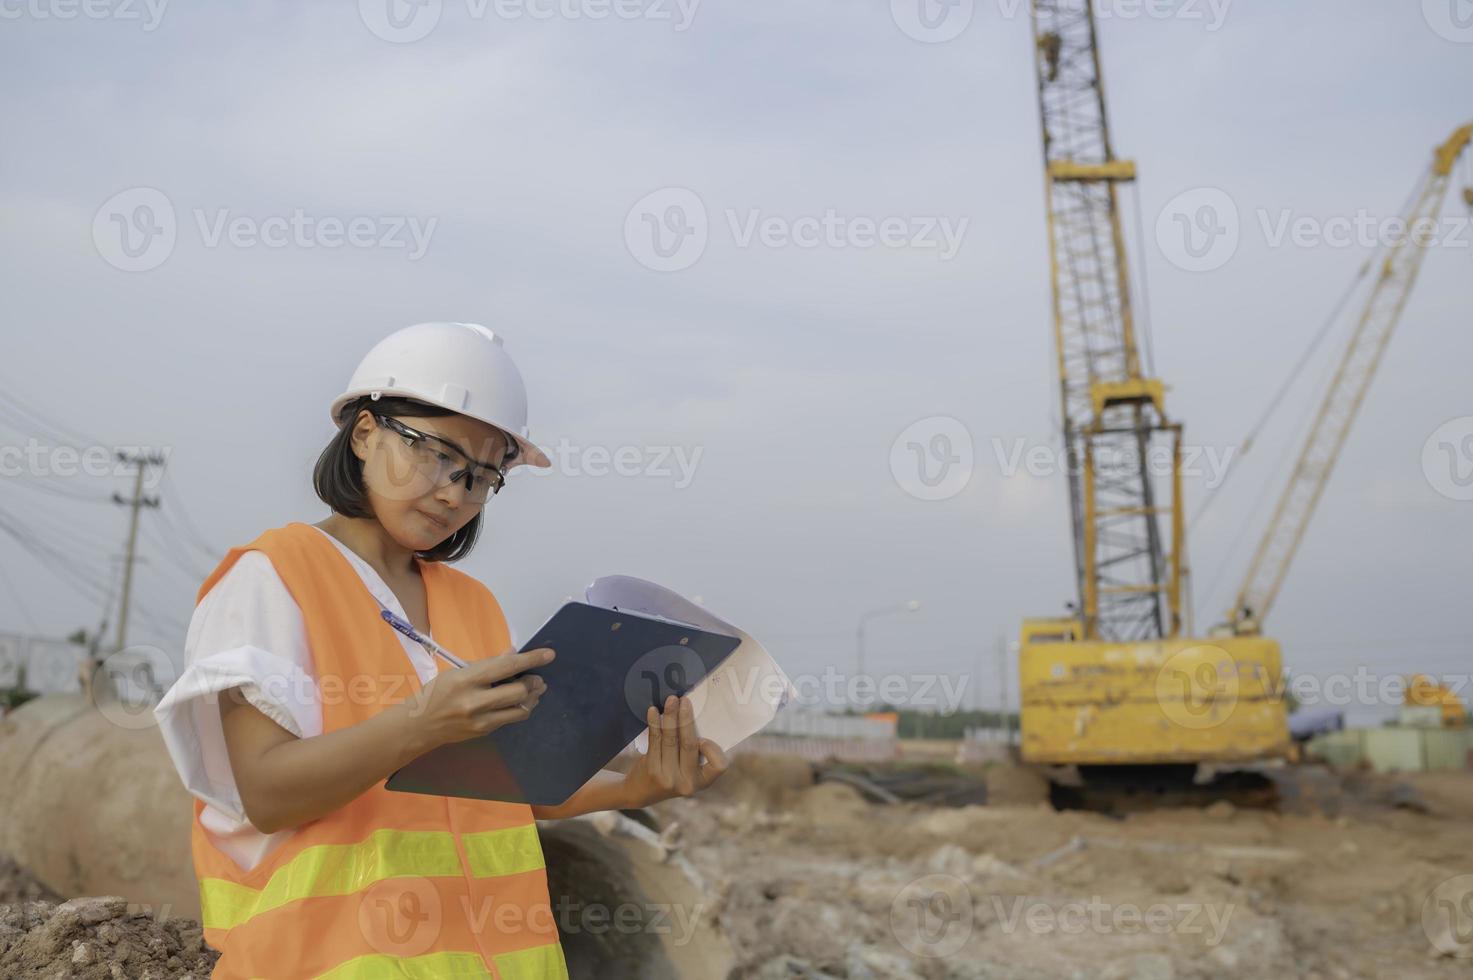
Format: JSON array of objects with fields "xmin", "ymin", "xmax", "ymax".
[{"xmin": 384, "ymin": 601, "xmax": 742, "ymax": 806}]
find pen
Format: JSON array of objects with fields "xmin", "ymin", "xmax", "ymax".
[{"xmin": 380, "ymin": 609, "xmax": 470, "ymax": 669}]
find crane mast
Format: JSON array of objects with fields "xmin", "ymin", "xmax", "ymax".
[
  {"xmin": 1030, "ymin": 0, "xmax": 1184, "ymax": 642},
  {"xmin": 1229, "ymin": 123, "xmax": 1473, "ymax": 634}
]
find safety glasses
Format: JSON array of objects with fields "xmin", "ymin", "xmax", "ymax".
[{"xmin": 372, "ymin": 413, "xmax": 509, "ymax": 503}]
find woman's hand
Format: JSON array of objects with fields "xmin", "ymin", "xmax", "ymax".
[
  {"xmin": 619, "ymin": 694, "xmax": 729, "ymax": 808},
  {"xmin": 397, "ymin": 647, "xmax": 554, "ymax": 752}
]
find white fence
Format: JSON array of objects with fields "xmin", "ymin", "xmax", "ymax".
[
  {"xmin": 732, "ymin": 708, "xmax": 901, "ymax": 762},
  {"xmin": 762, "ymin": 707, "xmax": 898, "ymax": 740},
  {"xmin": 0, "ymin": 632, "xmax": 85, "ymax": 695}
]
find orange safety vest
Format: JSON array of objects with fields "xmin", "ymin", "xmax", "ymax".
[{"xmin": 190, "ymin": 521, "xmax": 568, "ymax": 980}]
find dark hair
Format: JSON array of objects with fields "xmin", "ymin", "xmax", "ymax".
[{"xmin": 313, "ymin": 395, "xmax": 482, "ymax": 563}]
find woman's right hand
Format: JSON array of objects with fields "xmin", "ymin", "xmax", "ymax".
[{"xmin": 398, "ymin": 647, "xmax": 555, "ymax": 750}]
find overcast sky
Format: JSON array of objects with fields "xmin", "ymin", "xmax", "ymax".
[{"xmin": 2, "ymin": 0, "xmax": 1470, "ymax": 724}]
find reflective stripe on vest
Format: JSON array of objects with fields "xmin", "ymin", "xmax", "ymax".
[
  {"xmin": 312, "ymin": 941, "xmax": 567, "ymax": 980},
  {"xmin": 200, "ymin": 825, "xmax": 546, "ymax": 931}
]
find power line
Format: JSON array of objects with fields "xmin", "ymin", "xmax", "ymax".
[
  {"xmin": 0, "ymin": 384, "xmax": 109, "ymax": 450},
  {"xmin": 1127, "ymin": 181, "xmax": 1157, "ymax": 379},
  {"xmin": 1189, "ymin": 172, "xmax": 1428, "ymax": 544},
  {"xmin": 0, "ymin": 504, "xmax": 113, "ymax": 603},
  {"xmin": 0, "ymin": 477, "xmax": 113, "ymax": 504},
  {"xmin": 140, "ymin": 518, "xmax": 213, "ymax": 584},
  {"xmin": 158, "ymin": 467, "xmax": 223, "ymax": 561},
  {"xmin": 0, "ymin": 552, "xmax": 39, "ymax": 632},
  {"xmin": 0, "ymin": 383, "xmax": 194, "ymax": 643},
  {"xmin": 1189, "ymin": 261, "xmax": 1370, "ymax": 537}
]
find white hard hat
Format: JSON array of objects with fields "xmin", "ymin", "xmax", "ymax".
[{"xmin": 329, "ymin": 322, "xmax": 551, "ymax": 469}]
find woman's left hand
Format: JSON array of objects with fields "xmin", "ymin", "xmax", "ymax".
[{"xmin": 620, "ymin": 694, "xmax": 729, "ymax": 808}]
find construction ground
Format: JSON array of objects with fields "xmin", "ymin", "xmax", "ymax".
[{"xmin": 3, "ymin": 742, "xmax": 1472, "ymax": 979}]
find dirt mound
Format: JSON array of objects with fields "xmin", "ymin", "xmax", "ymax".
[
  {"xmin": 0, "ymin": 896, "xmax": 218, "ymax": 979},
  {"xmin": 982, "ymin": 761, "xmax": 1051, "ymax": 807},
  {"xmin": 708, "ymin": 752, "xmax": 815, "ymax": 808},
  {"xmin": 0, "ymin": 856, "xmax": 58, "ymax": 906}
]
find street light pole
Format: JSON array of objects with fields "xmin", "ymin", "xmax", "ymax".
[{"xmin": 854, "ymin": 600, "xmax": 921, "ymax": 708}]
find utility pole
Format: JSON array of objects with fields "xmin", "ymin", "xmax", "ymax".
[
  {"xmin": 995, "ymin": 634, "xmax": 1009, "ymax": 745},
  {"xmin": 111, "ymin": 452, "xmax": 163, "ymax": 655}
]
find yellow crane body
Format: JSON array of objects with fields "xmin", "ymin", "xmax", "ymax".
[{"xmin": 1018, "ymin": 618, "xmax": 1289, "ymax": 765}]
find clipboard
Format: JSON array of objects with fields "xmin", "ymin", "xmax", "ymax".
[{"xmin": 384, "ymin": 601, "xmax": 743, "ymax": 806}]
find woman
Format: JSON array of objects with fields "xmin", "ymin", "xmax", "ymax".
[{"xmin": 155, "ymin": 321, "xmax": 728, "ymax": 979}]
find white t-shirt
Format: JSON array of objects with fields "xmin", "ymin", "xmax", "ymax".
[{"xmin": 153, "ymin": 525, "xmax": 490, "ymax": 873}]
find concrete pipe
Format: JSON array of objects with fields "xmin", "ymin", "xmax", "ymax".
[
  {"xmin": 0, "ymin": 695, "xmax": 734, "ymax": 978},
  {"xmin": 0, "ymin": 693, "xmax": 199, "ymax": 920}
]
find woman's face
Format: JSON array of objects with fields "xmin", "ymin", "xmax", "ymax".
[{"xmin": 349, "ymin": 409, "xmax": 512, "ymax": 550}]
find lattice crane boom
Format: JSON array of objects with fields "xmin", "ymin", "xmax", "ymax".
[
  {"xmin": 1229, "ymin": 123, "xmax": 1473, "ymax": 634},
  {"xmin": 1031, "ymin": 0, "xmax": 1184, "ymax": 642}
]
